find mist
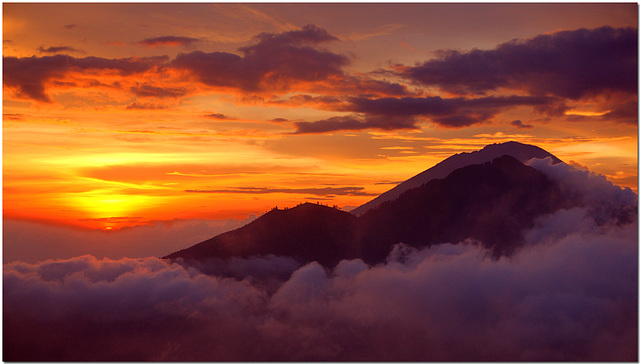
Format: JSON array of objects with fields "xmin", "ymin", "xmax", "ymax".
[{"xmin": 3, "ymin": 216, "xmax": 255, "ymax": 264}]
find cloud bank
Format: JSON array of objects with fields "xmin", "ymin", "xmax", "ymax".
[{"xmin": 4, "ymin": 161, "xmax": 637, "ymax": 361}]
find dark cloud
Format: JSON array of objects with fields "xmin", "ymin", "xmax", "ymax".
[
  {"xmin": 186, "ymin": 186, "xmax": 376, "ymax": 197},
  {"xmin": 270, "ymin": 117, "xmax": 289, "ymax": 122},
  {"xmin": 138, "ymin": 35, "xmax": 200, "ymax": 48},
  {"xmin": 252, "ymin": 24, "xmax": 339, "ymax": 46},
  {"xmin": 511, "ymin": 119, "xmax": 534, "ymax": 129},
  {"xmin": 3, "ymin": 113, "xmax": 25, "ymax": 121},
  {"xmin": 401, "ymin": 26, "xmax": 637, "ymax": 100},
  {"xmin": 295, "ymin": 95, "xmax": 561, "ymax": 133},
  {"xmin": 600, "ymin": 98, "xmax": 639, "ymax": 124},
  {"xmin": 38, "ymin": 45, "xmax": 83, "ymax": 54},
  {"xmin": 171, "ymin": 25, "xmax": 348, "ymax": 93},
  {"xmin": 3, "ymin": 55, "xmax": 168, "ymax": 102},
  {"xmin": 293, "ymin": 114, "xmax": 418, "ymax": 134},
  {"xmin": 130, "ymin": 84, "xmax": 187, "ymax": 98},
  {"xmin": 64, "ymin": 24, "xmax": 77, "ymax": 30},
  {"xmin": 204, "ymin": 113, "xmax": 238, "ymax": 120},
  {"xmin": 125, "ymin": 102, "xmax": 168, "ymax": 110}
]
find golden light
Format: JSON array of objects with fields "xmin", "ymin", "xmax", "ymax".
[
  {"xmin": 68, "ymin": 192, "xmax": 158, "ymax": 229},
  {"xmin": 565, "ymin": 110, "xmax": 611, "ymax": 116}
]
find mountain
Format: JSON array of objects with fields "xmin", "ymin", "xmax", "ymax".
[
  {"xmin": 350, "ymin": 141, "xmax": 562, "ymax": 216},
  {"xmin": 164, "ymin": 202, "xmax": 360, "ymax": 267},
  {"xmin": 164, "ymin": 142, "xmax": 573, "ymax": 268},
  {"xmin": 357, "ymin": 155, "xmax": 569, "ymax": 263}
]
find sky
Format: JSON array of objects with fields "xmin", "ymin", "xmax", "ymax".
[
  {"xmin": 2, "ymin": 4, "xmax": 638, "ymax": 361},
  {"xmin": 3, "ymin": 3, "xmax": 638, "ymax": 260}
]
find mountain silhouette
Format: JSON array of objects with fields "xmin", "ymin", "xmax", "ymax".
[
  {"xmin": 350, "ymin": 141, "xmax": 562, "ymax": 216},
  {"xmin": 357, "ymin": 155, "xmax": 568, "ymax": 263},
  {"xmin": 164, "ymin": 202, "xmax": 360, "ymax": 267},
  {"xmin": 164, "ymin": 142, "xmax": 573, "ymax": 267}
]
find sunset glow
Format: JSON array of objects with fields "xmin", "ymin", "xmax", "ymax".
[
  {"xmin": 3, "ymin": 4, "xmax": 638, "ymax": 362},
  {"xmin": 3, "ymin": 3, "xmax": 637, "ymax": 232}
]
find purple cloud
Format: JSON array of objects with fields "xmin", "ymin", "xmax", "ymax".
[
  {"xmin": 511, "ymin": 119, "xmax": 534, "ymax": 129},
  {"xmin": 171, "ymin": 25, "xmax": 349, "ymax": 93},
  {"xmin": 251, "ymin": 24, "xmax": 339, "ymax": 46},
  {"xmin": 401, "ymin": 27, "xmax": 637, "ymax": 100},
  {"xmin": 293, "ymin": 115, "xmax": 417, "ymax": 134},
  {"xmin": 130, "ymin": 84, "xmax": 187, "ymax": 98},
  {"xmin": 294, "ymin": 95, "xmax": 562, "ymax": 133},
  {"xmin": 3, "ymin": 55, "xmax": 168, "ymax": 102},
  {"xmin": 138, "ymin": 35, "xmax": 200, "ymax": 48},
  {"xmin": 38, "ymin": 45, "xmax": 83, "ymax": 54},
  {"xmin": 204, "ymin": 113, "xmax": 238, "ymax": 120}
]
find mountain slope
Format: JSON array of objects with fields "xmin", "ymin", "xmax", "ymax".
[
  {"xmin": 350, "ymin": 141, "xmax": 562, "ymax": 216},
  {"xmin": 357, "ymin": 155, "xmax": 569, "ymax": 263},
  {"xmin": 164, "ymin": 202, "xmax": 360, "ymax": 267}
]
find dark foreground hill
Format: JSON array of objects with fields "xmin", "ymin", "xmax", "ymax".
[
  {"xmin": 164, "ymin": 154, "xmax": 573, "ymax": 267},
  {"xmin": 165, "ymin": 202, "xmax": 360, "ymax": 267}
]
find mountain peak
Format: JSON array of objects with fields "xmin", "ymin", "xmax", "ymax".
[{"xmin": 350, "ymin": 141, "xmax": 562, "ymax": 216}]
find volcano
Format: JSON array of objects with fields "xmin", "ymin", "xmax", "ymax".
[{"xmin": 164, "ymin": 142, "xmax": 572, "ymax": 267}]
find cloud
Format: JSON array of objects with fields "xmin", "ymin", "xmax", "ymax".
[
  {"xmin": 138, "ymin": 36, "xmax": 200, "ymax": 48},
  {"xmin": 130, "ymin": 84, "xmax": 187, "ymax": 98},
  {"xmin": 511, "ymin": 119, "xmax": 533, "ymax": 129},
  {"xmin": 401, "ymin": 26, "xmax": 637, "ymax": 100},
  {"xmin": 251, "ymin": 24, "xmax": 339, "ymax": 45},
  {"xmin": 293, "ymin": 114, "xmax": 418, "ymax": 134},
  {"xmin": 185, "ymin": 186, "xmax": 376, "ymax": 197},
  {"xmin": 204, "ymin": 113, "xmax": 238, "ymax": 120},
  {"xmin": 170, "ymin": 24, "xmax": 349, "ymax": 93},
  {"xmin": 125, "ymin": 101, "xmax": 169, "ymax": 110},
  {"xmin": 3, "ymin": 113, "xmax": 25, "ymax": 121},
  {"xmin": 528, "ymin": 157, "xmax": 637, "ymax": 225},
  {"xmin": 38, "ymin": 45, "xmax": 83, "ymax": 54},
  {"xmin": 3, "ymin": 55, "xmax": 168, "ymax": 102},
  {"xmin": 293, "ymin": 95, "xmax": 562, "ymax": 133}
]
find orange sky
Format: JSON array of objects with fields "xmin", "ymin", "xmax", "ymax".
[{"xmin": 3, "ymin": 3, "xmax": 638, "ymax": 231}]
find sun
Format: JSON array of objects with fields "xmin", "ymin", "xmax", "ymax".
[{"xmin": 68, "ymin": 192, "xmax": 157, "ymax": 229}]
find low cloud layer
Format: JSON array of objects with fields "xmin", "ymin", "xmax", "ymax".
[{"xmin": 4, "ymin": 161, "xmax": 637, "ymax": 361}]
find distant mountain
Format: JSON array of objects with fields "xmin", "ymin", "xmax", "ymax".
[
  {"xmin": 350, "ymin": 141, "xmax": 562, "ymax": 216},
  {"xmin": 165, "ymin": 144, "xmax": 574, "ymax": 268}
]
